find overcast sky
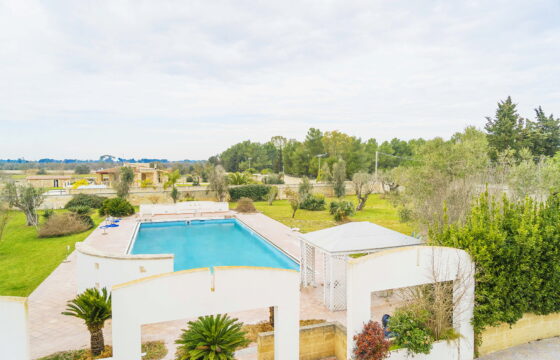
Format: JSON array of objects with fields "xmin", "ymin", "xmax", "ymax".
[{"xmin": 1, "ymin": 0, "xmax": 559, "ymax": 160}]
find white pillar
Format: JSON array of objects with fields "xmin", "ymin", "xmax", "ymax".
[
  {"xmin": 0, "ymin": 296, "xmax": 30, "ymax": 360},
  {"xmin": 274, "ymin": 299, "xmax": 300, "ymax": 359},
  {"xmin": 112, "ymin": 294, "xmax": 142, "ymax": 360}
]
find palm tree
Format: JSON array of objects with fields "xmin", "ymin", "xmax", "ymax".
[
  {"xmin": 62, "ymin": 287, "xmax": 112, "ymax": 356},
  {"xmin": 164, "ymin": 169, "xmax": 181, "ymax": 203},
  {"xmin": 175, "ymin": 314, "xmax": 249, "ymax": 360}
]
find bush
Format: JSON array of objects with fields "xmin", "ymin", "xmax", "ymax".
[
  {"xmin": 299, "ymin": 194, "xmax": 326, "ymax": 211},
  {"xmin": 398, "ymin": 207, "xmax": 413, "ymax": 222},
  {"xmin": 389, "ymin": 307, "xmax": 434, "ymax": 355},
  {"xmin": 228, "ymin": 184, "xmax": 270, "ymax": 201},
  {"xmin": 67, "ymin": 206, "xmax": 94, "ymax": 228},
  {"xmin": 353, "ymin": 321, "xmax": 391, "ymax": 360},
  {"xmin": 267, "ymin": 186, "xmax": 278, "ymax": 205},
  {"xmin": 74, "ymin": 164, "xmax": 91, "ymax": 174},
  {"xmin": 65, "ymin": 194, "xmax": 106, "ymax": 210},
  {"xmin": 99, "ymin": 198, "xmax": 135, "ymax": 217},
  {"xmin": 186, "ymin": 175, "xmax": 193, "ymax": 182},
  {"xmin": 235, "ymin": 197, "xmax": 257, "ymax": 213},
  {"xmin": 38, "ymin": 213, "xmax": 91, "ymax": 238},
  {"xmin": 262, "ymin": 174, "xmax": 284, "ymax": 185},
  {"xmin": 329, "ymin": 200, "xmax": 355, "ymax": 221},
  {"xmin": 42, "ymin": 209, "xmax": 55, "ymax": 221}
]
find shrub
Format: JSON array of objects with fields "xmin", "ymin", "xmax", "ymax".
[
  {"xmin": 67, "ymin": 206, "xmax": 94, "ymax": 228},
  {"xmin": 186, "ymin": 175, "xmax": 193, "ymax": 182},
  {"xmin": 175, "ymin": 314, "xmax": 249, "ymax": 360},
  {"xmin": 353, "ymin": 321, "xmax": 391, "ymax": 360},
  {"xmin": 74, "ymin": 164, "xmax": 91, "ymax": 174},
  {"xmin": 65, "ymin": 194, "xmax": 106, "ymax": 209},
  {"xmin": 298, "ymin": 176, "xmax": 312, "ymax": 198},
  {"xmin": 38, "ymin": 213, "xmax": 91, "ymax": 238},
  {"xmin": 42, "ymin": 209, "xmax": 55, "ymax": 221},
  {"xmin": 299, "ymin": 194, "xmax": 326, "ymax": 211},
  {"xmin": 72, "ymin": 179, "xmax": 89, "ymax": 189},
  {"xmin": 329, "ymin": 200, "xmax": 355, "ymax": 221},
  {"xmin": 229, "ymin": 184, "xmax": 270, "ymax": 201},
  {"xmin": 398, "ymin": 207, "xmax": 413, "ymax": 222},
  {"xmin": 267, "ymin": 186, "xmax": 278, "ymax": 205},
  {"xmin": 262, "ymin": 174, "xmax": 284, "ymax": 184},
  {"xmin": 389, "ymin": 307, "xmax": 434, "ymax": 355},
  {"xmin": 99, "ymin": 198, "xmax": 135, "ymax": 217},
  {"xmin": 235, "ymin": 197, "xmax": 257, "ymax": 213},
  {"xmin": 228, "ymin": 172, "xmax": 252, "ymax": 185}
]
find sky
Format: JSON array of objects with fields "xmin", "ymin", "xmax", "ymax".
[{"xmin": 1, "ymin": 0, "xmax": 559, "ymax": 160}]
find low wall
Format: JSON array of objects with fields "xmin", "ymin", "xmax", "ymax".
[
  {"xmin": 75, "ymin": 243, "xmax": 174, "ymax": 293},
  {"xmin": 389, "ymin": 340, "xmax": 460, "ymax": 360},
  {"xmin": 41, "ymin": 183, "xmax": 361, "ymax": 209},
  {"xmin": 0, "ymin": 296, "xmax": 30, "ymax": 360},
  {"xmin": 478, "ymin": 312, "xmax": 560, "ymax": 356},
  {"xmin": 257, "ymin": 322, "xmax": 347, "ymax": 360}
]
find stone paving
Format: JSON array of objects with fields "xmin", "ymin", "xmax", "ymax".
[{"xmin": 477, "ymin": 337, "xmax": 560, "ymax": 360}]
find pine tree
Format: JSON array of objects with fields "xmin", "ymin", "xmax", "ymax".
[{"xmin": 485, "ymin": 96, "xmax": 526, "ymax": 159}]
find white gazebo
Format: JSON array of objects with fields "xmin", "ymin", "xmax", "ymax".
[{"xmin": 300, "ymin": 221, "xmax": 423, "ymax": 311}]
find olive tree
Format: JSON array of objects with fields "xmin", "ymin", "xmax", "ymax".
[
  {"xmin": 352, "ymin": 172, "xmax": 376, "ymax": 210},
  {"xmin": 0, "ymin": 201, "xmax": 10, "ymax": 241},
  {"xmin": 332, "ymin": 159, "xmax": 346, "ymax": 198},
  {"xmin": 3, "ymin": 183, "xmax": 44, "ymax": 226},
  {"xmin": 114, "ymin": 167, "xmax": 134, "ymax": 198},
  {"xmin": 208, "ymin": 165, "xmax": 228, "ymax": 201}
]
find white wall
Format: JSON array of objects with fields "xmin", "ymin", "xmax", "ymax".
[
  {"xmin": 75, "ymin": 243, "xmax": 174, "ymax": 293},
  {"xmin": 389, "ymin": 340, "xmax": 459, "ymax": 360},
  {"xmin": 111, "ymin": 266, "xmax": 300, "ymax": 360},
  {"xmin": 0, "ymin": 296, "xmax": 30, "ymax": 360},
  {"xmin": 346, "ymin": 246, "xmax": 475, "ymax": 360}
]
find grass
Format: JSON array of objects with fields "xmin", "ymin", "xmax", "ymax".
[
  {"xmin": 231, "ymin": 194, "xmax": 413, "ymax": 234},
  {"xmin": 0, "ymin": 210, "xmax": 104, "ymax": 296},
  {"xmin": 37, "ymin": 341, "xmax": 167, "ymax": 360}
]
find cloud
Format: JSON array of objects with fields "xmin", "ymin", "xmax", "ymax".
[{"xmin": 1, "ymin": 0, "xmax": 559, "ymax": 160}]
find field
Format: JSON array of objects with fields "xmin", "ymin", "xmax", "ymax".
[
  {"xmin": 0, "ymin": 211, "xmax": 104, "ymax": 296},
  {"xmin": 232, "ymin": 194, "xmax": 413, "ymax": 234}
]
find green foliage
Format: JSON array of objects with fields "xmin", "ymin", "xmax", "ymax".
[
  {"xmin": 298, "ymin": 176, "xmax": 312, "ymax": 198},
  {"xmin": 332, "ymin": 160, "xmax": 347, "ymax": 198},
  {"xmin": 208, "ymin": 165, "xmax": 229, "ymax": 201},
  {"xmin": 65, "ymin": 194, "xmax": 106, "ymax": 209},
  {"xmin": 228, "ymin": 172, "xmax": 252, "ymax": 185},
  {"xmin": 42, "ymin": 208, "xmax": 55, "ymax": 220},
  {"xmin": 228, "ymin": 184, "xmax": 270, "ymax": 201},
  {"xmin": 99, "ymin": 198, "xmax": 135, "ymax": 217},
  {"xmin": 164, "ymin": 169, "xmax": 181, "ymax": 189},
  {"xmin": 0, "ymin": 202, "xmax": 9, "ymax": 242},
  {"xmin": 62, "ymin": 287, "xmax": 112, "ymax": 356},
  {"xmin": 74, "ymin": 164, "xmax": 91, "ymax": 174},
  {"xmin": 114, "ymin": 167, "xmax": 135, "ymax": 198},
  {"xmin": 285, "ymin": 189, "xmax": 300, "ymax": 218},
  {"xmin": 67, "ymin": 206, "xmax": 94, "ymax": 228},
  {"xmin": 430, "ymin": 191, "xmax": 560, "ymax": 339},
  {"xmin": 397, "ymin": 207, "xmax": 413, "ymax": 222},
  {"xmin": 3, "ymin": 183, "xmax": 45, "ymax": 226},
  {"xmin": 329, "ymin": 200, "xmax": 355, "ymax": 221},
  {"xmin": 37, "ymin": 168, "xmax": 47, "ymax": 175},
  {"xmin": 266, "ymin": 186, "xmax": 278, "ymax": 205},
  {"xmin": 389, "ymin": 307, "xmax": 434, "ymax": 355},
  {"xmin": 175, "ymin": 314, "xmax": 250, "ymax": 360},
  {"xmin": 262, "ymin": 173, "xmax": 284, "ymax": 184},
  {"xmin": 170, "ymin": 187, "xmax": 180, "ymax": 203},
  {"xmin": 299, "ymin": 194, "xmax": 326, "ymax": 211}
]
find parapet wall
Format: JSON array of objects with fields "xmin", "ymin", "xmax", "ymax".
[{"xmin": 479, "ymin": 312, "xmax": 560, "ymax": 356}]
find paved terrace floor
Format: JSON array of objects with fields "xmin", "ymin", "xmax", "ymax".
[{"xmin": 29, "ymin": 211, "xmax": 406, "ymax": 359}]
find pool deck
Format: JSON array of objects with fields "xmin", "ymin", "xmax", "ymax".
[{"xmin": 28, "ymin": 210, "xmax": 389, "ymax": 359}]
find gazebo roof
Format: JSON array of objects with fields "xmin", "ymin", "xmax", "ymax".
[{"xmin": 301, "ymin": 221, "xmax": 422, "ymax": 255}]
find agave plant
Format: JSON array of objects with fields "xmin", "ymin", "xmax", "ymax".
[
  {"xmin": 175, "ymin": 314, "xmax": 250, "ymax": 360},
  {"xmin": 62, "ymin": 287, "xmax": 112, "ymax": 356}
]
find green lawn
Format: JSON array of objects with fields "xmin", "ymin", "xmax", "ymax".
[
  {"xmin": 0, "ymin": 210, "xmax": 104, "ymax": 296},
  {"xmin": 231, "ymin": 194, "xmax": 413, "ymax": 234}
]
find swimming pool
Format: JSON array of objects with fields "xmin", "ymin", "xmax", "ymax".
[{"xmin": 129, "ymin": 219, "xmax": 299, "ymax": 271}]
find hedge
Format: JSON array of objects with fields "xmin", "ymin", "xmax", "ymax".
[
  {"xmin": 65, "ymin": 194, "xmax": 106, "ymax": 209},
  {"xmin": 229, "ymin": 184, "xmax": 270, "ymax": 201},
  {"xmin": 430, "ymin": 191, "xmax": 560, "ymax": 340}
]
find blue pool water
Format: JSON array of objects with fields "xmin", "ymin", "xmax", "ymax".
[{"xmin": 130, "ymin": 219, "xmax": 299, "ymax": 271}]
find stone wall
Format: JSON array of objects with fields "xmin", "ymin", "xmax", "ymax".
[
  {"xmin": 41, "ymin": 182, "xmax": 364, "ymax": 209},
  {"xmin": 478, "ymin": 312, "xmax": 560, "ymax": 356},
  {"xmin": 257, "ymin": 322, "xmax": 347, "ymax": 360}
]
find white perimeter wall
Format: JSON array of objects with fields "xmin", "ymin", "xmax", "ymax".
[
  {"xmin": 347, "ymin": 246, "xmax": 475, "ymax": 360},
  {"xmin": 76, "ymin": 243, "xmax": 173, "ymax": 293},
  {"xmin": 111, "ymin": 266, "xmax": 300, "ymax": 360},
  {"xmin": 0, "ymin": 296, "xmax": 30, "ymax": 360}
]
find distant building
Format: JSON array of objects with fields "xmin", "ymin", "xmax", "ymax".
[
  {"xmin": 95, "ymin": 163, "xmax": 169, "ymax": 187},
  {"xmin": 26, "ymin": 175, "xmax": 72, "ymax": 188}
]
